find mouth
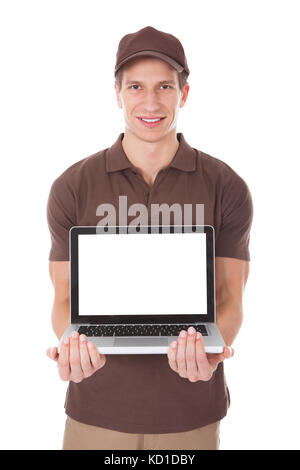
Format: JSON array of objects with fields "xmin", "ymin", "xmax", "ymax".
[{"xmin": 137, "ymin": 117, "xmax": 166, "ymax": 128}]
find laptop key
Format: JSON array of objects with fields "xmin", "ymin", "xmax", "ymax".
[{"xmin": 78, "ymin": 324, "xmax": 208, "ymax": 337}]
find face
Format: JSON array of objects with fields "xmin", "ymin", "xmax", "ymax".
[{"xmin": 114, "ymin": 57, "xmax": 189, "ymax": 141}]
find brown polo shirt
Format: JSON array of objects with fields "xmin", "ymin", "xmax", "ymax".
[{"xmin": 47, "ymin": 132, "xmax": 253, "ymax": 433}]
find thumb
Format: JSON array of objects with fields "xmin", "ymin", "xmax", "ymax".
[
  {"xmin": 46, "ymin": 347, "xmax": 58, "ymax": 361},
  {"xmin": 224, "ymin": 346, "xmax": 234, "ymax": 359}
]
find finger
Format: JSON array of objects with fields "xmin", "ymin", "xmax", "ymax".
[
  {"xmin": 176, "ymin": 330, "xmax": 188, "ymax": 378},
  {"xmin": 69, "ymin": 331, "xmax": 84, "ymax": 381},
  {"xmin": 167, "ymin": 340, "xmax": 178, "ymax": 372},
  {"xmin": 195, "ymin": 332, "xmax": 212, "ymax": 381},
  {"xmin": 46, "ymin": 347, "xmax": 58, "ymax": 361},
  {"xmin": 87, "ymin": 341, "xmax": 105, "ymax": 369},
  {"xmin": 186, "ymin": 327, "xmax": 198, "ymax": 382},
  {"xmin": 58, "ymin": 336, "xmax": 70, "ymax": 381},
  {"xmin": 79, "ymin": 334, "xmax": 93, "ymax": 376}
]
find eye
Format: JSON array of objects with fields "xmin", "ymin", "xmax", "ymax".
[{"xmin": 129, "ymin": 84, "xmax": 172, "ymax": 90}]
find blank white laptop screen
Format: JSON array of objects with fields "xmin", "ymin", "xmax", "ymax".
[{"xmin": 78, "ymin": 232, "xmax": 207, "ymax": 316}]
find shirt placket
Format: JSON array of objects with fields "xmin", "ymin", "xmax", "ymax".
[{"xmin": 129, "ymin": 168, "xmax": 170, "ymax": 225}]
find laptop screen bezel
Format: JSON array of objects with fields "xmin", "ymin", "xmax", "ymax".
[{"xmin": 70, "ymin": 225, "xmax": 216, "ymax": 324}]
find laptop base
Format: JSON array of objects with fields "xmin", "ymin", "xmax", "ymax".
[{"xmin": 58, "ymin": 323, "xmax": 225, "ymax": 355}]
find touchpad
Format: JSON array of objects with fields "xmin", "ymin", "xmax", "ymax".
[{"xmin": 114, "ymin": 337, "xmax": 169, "ymax": 347}]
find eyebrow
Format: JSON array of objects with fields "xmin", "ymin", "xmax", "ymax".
[{"xmin": 124, "ymin": 80, "xmax": 176, "ymax": 85}]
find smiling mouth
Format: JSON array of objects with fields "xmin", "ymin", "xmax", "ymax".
[{"xmin": 137, "ymin": 117, "xmax": 166, "ymax": 127}]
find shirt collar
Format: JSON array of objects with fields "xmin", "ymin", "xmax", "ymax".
[{"xmin": 105, "ymin": 132, "xmax": 197, "ymax": 173}]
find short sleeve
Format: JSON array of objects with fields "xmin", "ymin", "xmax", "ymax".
[
  {"xmin": 215, "ymin": 173, "xmax": 253, "ymax": 261},
  {"xmin": 46, "ymin": 175, "xmax": 77, "ymax": 261}
]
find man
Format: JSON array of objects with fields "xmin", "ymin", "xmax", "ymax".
[{"xmin": 46, "ymin": 26, "xmax": 253, "ymax": 450}]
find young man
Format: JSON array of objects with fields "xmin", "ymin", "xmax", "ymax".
[{"xmin": 46, "ymin": 26, "xmax": 253, "ymax": 450}]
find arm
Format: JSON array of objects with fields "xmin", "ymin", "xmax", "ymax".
[
  {"xmin": 167, "ymin": 256, "xmax": 250, "ymax": 382},
  {"xmin": 215, "ymin": 256, "xmax": 250, "ymax": 346},
  {"xmin": 49, "ymin": 261, "xmax": 70, "ymax": 340},
  {"xmin": 167, "ymin": 167, "xmax": 253, "ymax": 381},
  {"xmin": 47, "ymin": 261, "xmax": 106, "ymax": 382}
]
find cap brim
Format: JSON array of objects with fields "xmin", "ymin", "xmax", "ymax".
[{"xmin": 114, "ymin": 50, "xmax": 184, "ymax": 75}]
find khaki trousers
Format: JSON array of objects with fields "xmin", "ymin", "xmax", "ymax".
[{"xmin": 62, "ymin": 416, "xmax": 220, "ymax": 450}]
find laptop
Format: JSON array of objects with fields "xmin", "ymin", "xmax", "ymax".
[{"xmin": 57, "ymin": 224, "xmax": 225, "ymax": 354}]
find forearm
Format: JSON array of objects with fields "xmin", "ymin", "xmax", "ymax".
[
  {"xmin": 216, "ymin": 300, "xmax": 243, "ymax": 346},
  {"xmin": 51, "ymin": 299, "xmax": 70, "ymax": 340}
]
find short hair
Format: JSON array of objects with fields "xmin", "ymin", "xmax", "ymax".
[{"xmin": 115, "ymin": 61, "xmax": 189, "ymax": 92}]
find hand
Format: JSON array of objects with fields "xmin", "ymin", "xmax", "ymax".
[
  {"xmin": 167, "ymin": 326, "xmax": 234, "ymax": 382},
  {"xmin": 46, "ymin": 331, "xmax": 106, "ymax": 383}
]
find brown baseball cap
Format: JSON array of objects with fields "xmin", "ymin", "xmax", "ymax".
[{"xmin": 114, "ymin": 26, "xmax": 190, "ymax": 77}]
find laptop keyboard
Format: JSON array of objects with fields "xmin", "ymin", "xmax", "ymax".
[{"xmin": 78, "ymin": 324, "xmax": 208, "ymax": 337}]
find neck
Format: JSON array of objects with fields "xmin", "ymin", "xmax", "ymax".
[{"xmin": 121, "ymin": 129, "xmax": 180, "ymax": 187}]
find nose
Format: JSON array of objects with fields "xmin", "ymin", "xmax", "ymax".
[{"xmin": 141, "ymin": 90, "xmax": 164, "ymax": 111}]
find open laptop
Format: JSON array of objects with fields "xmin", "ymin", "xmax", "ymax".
[{"xmin": 57, "ymin": 224, "xmax": 225, "ymax": 354}]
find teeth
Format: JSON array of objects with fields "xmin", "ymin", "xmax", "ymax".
[{"xmin": 141, "ymin": 118, "xmax": 161, "ymax": 122}]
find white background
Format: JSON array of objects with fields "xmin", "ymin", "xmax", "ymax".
[
  {"xmin": 78, "ymin": 233, "xmax": 207, "ymax": 315},
  {"xmin": 0, "ymin": 0, "xmax": 299, "ymax": 450}
]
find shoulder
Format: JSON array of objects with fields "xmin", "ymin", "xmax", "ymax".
[
  {"xmin": 197, "ymin": 149, "xmax": 251, "ymax": 195},
  {"xmin": 49, "ymin": 147, "xmax": 108, "ymax": 194},
  {"xmin": 56, "ymin": 148, "xmax": 107, "ymax": 183}
]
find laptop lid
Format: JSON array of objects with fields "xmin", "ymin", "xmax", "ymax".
[{"xmin": 70, "ymin": 225, "xmax": 216, "ymax": 325}]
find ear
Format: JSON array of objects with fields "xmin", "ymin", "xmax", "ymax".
[
  {"xmin": 114, "ymin": 82, "xmax": 122, "ymax": 109},
  {"xmin": 179, "ymin": 83, "xmax": 190, "ymax": 108}
]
